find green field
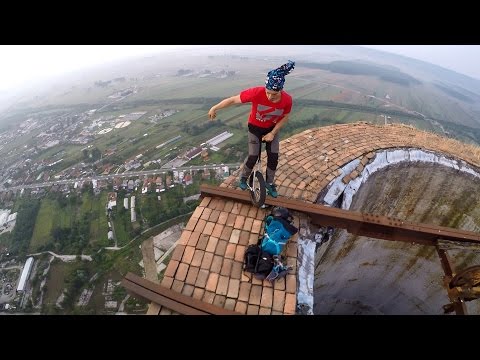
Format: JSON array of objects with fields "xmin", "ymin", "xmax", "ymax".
[
  {"xmin": 79, "ymin": 192, "xmax": 109, "ymax": 246},
  {"xmin": 43, "ymin": 259, "xmax": 77, "ymax": 308},
  {"xmin": 110, "ymin": 197, "xmax": 133, "ymax": 247},
  {"xmin": 29, "ymin": 191, "xmax": 109, "ymax": 253},
  {"xmin": 42, "ymin": 258, "xmax": 98, "ymax": 314},
  {"xmin": 30, "ymin": 198, "xmax": 73, "ymax": 252}
]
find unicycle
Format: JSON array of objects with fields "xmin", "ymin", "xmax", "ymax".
[{"xmin": 246, "ymin": 142, "xmax": 267, "ymax": 208}]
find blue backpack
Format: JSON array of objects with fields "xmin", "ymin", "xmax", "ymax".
[{"xmin": 260, "ymin": 208, "xmax": 298, "ymax": 256}]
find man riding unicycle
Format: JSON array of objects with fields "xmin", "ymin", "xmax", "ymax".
[{"xmin": 208, "ymin": 60, "xmax": 295, "ymax": 200}]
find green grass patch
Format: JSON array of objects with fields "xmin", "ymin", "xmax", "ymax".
[
  {"xmin": 30, "ymin": 199, "xmax": 58, "ymax": 252},
  {"xmin": 110, "ymin": 200, "xmax": 133, "ymax": 247},
  {"xmin": 79, "ymin": 192, "xmax": 109, "ymax": 246},
  {"xmin": 29, "ymin": 191, "xmax": 110, "ymax": 253},
  {"xmin": 43, "ymin": 259, "xmax": 77, "ymax": 308}
]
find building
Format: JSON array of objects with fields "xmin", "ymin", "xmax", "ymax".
[
  {"xmin": 107, "ymin": 200, "xmax": 116, "ymax": 210},
  {"xmin": 0, "ymin": 210, "xmax": 10, "ymax": 225},
  {"xmin": 17, "ymin": 257, "xmax": 34, "ymax": 293}
]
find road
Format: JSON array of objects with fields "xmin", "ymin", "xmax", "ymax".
[
  {"xmin": 27, "ymin": 251, "xmax": 92, "ymax": 262},
  {"xmin": 2, "ymin": 163, "xmax": 242, "ymax": 192}
]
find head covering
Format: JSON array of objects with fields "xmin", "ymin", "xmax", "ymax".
[{"xmin": 265, "ymin": 60, "xmax": 295, "ymax": 91}]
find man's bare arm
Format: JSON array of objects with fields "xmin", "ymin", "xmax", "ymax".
[{"xmin": 208, "ymin": 95, "xmax": 242, "ymax": 120}]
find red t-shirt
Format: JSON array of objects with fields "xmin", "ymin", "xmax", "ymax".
[{"xmin": 240, "ymin": 86, "xmax": 292, "ymax": 128}]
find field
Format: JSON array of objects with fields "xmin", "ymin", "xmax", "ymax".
[
  {"xmin": 43, "ymin": 259, "xmax": 77, "ymax": 307},
  {"xmin": 29, "ymin": 191, "xmax": 109, "ymax": 253},
  {"xmin": 80, "ymin": 192, "xmax": 109, "ymax": 246},
  {"xmin": 30, "ymin": 199, "xmax": 73, "ymax": 252},
  {"xmin": 110, "ymin": 199, "xmax": 133, "ymax": 247}
]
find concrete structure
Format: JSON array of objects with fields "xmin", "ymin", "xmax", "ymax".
[
  {"xmin": 205, "ymin": 131, "xmax": 234, "ymax": 147},
  {"xmin": 7, "ymin": 213, "xmax": 18, "ymax": 223},
  {"xmin": 156, "ymin": 135, "xmax": 182, "ymax": 149},
  {"xmin": 156, "ymin": 123, "xmax": 480, "ymax": 315},
  {"xmin": 17, "ymin": 257, "xmax": 34, "ymax": 293},
  {"xmin": 0, "ymin": 209, "xmax": 10, "ymax": 225}
]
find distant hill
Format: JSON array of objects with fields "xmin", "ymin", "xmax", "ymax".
[{"xmin": 299, "ymin": 60, "xmax": 421, "ymax": 86}]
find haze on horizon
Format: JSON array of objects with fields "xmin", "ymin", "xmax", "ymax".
[
  {"xmin": 1, "ymin": 45, "xmax": 480, "ymax": 95},
  {"xmin": 360, "ymin": 45, "xmax": 480, "ymax": 80},
  {"xmin": 0, "ymin": 45, "xmax": 196, "ymax": 93}
]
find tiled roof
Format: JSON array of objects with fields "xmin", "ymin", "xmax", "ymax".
[{"xmin": 155, "ymin": 122, "xmax": 480, "ymax": 315}]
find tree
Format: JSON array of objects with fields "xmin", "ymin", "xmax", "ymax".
[
  {"xmin": 24, "ymin": 298, "xmax": 33, "ymax": 312},
  {"xmin": 91, "ymin": 147, "xmax": 102, "ymax": 161}
]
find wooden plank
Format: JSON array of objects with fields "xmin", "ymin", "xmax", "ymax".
[
  {"xmin": 122, "ymin": 272, "xmax": 240, "ymax": 315},
  {"xmin": 122, "ymin": 277, "xmax": 209, "ymax": 315},
  {"xmin": 146, "ymin": 303, "xmax": 162, "ymax": 315}
]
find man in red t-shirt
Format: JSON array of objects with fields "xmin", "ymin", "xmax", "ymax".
[{"xmin": 208, "ymin": 60, "xmax": 295, "ymax": 198}]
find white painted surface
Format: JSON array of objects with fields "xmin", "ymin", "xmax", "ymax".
[{"xmin": 323, "ymin": 148, "xmax": 480, "ymax": 207}]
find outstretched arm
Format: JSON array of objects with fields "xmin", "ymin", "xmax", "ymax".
[{"xmin": 208, "ymin": 95, "xmax": 242, "ymax": 120}]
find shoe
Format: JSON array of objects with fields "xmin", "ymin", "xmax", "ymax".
[
  {"xmin": 239, "ymin": 177, "xmax": 248, "ymax": 190},
  {"xmin": 266, "ymin": 183, "xmax": 278, "ymax": 198}
]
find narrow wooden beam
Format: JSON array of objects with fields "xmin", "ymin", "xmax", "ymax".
[
  {"xmin": 122, "ymin": 272, "xmax": 241, "ymax": 315},
  {"xmin": 200, "ymin": 184, "xmax": 480, "ymax": 246}
]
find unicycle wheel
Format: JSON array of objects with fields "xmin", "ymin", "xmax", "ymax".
[{"xmin": 248, "ymin": 172, "xmax": 266, "ymax": 207}]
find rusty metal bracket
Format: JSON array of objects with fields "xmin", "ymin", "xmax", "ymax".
[{"xmin": 200, "ymin": 184, "xmax": 480, "ymax": 246}]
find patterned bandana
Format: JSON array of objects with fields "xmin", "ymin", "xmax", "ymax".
[{"xmin": 265, "ymin": 60, "xmax": 295, "ymax": 91}]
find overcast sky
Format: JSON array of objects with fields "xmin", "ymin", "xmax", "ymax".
[
  {"xmin": 360, "ymin": 45, "xmax": 480, "ymax": 80},
  {"xmin": 1, "ymin": 45, "xmax": 480, "ymax": 93},
  {"xmin": 0, "ymin": 45, "xmax": 192, "ymax": 92}
]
